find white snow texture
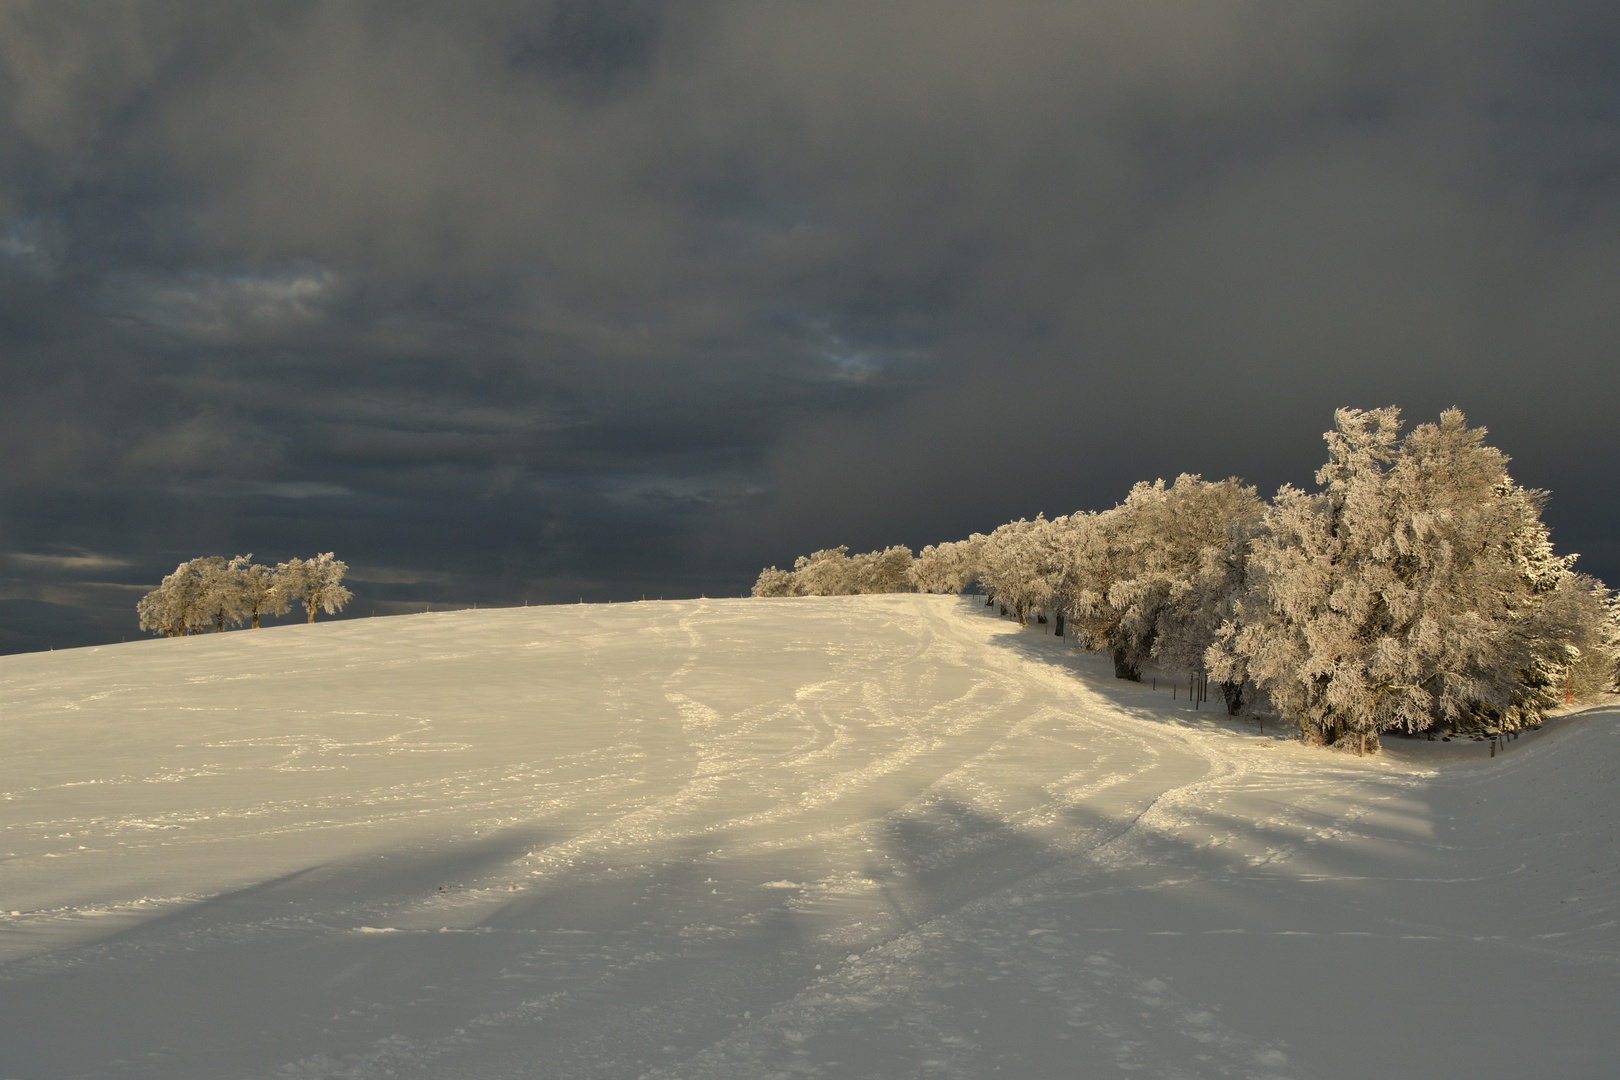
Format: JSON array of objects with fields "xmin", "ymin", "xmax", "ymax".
[{"xmin": 1, "ymin": 595, "xmax": 1615, "ymax": 1079}]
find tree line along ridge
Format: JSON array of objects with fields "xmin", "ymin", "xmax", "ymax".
[
  {"xmin": 752, "ymin": 408, "xmax": 1620, "ymax": 753},
  {"xmin": 136, "ymin": 552, "xmax": 353, "ymax": 636}
]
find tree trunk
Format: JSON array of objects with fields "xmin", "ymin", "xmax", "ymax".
[
  {"xmin": 1054, "ymin": 612, "xmax": 1065, "ymax": 637},
  {"xmin": 251, "ymin": 610, "xmax": 260, "ymax": 629},
  {"xmin": 1220, "ymin": 680, "xmax": 1244, "ymax": 716},
  {"xmin": 1111, "ymin": 646, "xmax": 1141, "ymax": 681}
]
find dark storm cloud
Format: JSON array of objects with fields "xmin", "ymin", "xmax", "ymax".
[{"xmin": 2, "ymin": 1, "xmax": 1619, "ymax": 650}]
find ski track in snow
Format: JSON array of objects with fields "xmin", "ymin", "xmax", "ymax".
[{"xmin": 0, "ymin": 595, "xmax": 1616, "ymax": 1079}]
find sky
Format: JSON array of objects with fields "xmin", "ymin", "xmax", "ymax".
[{"xmin": 2, "ymin": 0, "xmax": 1618, "ymax": 653}]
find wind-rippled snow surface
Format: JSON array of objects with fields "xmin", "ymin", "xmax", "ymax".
[{"xmin": 1, "ymin": 595, "xmax": 1616, "ymax": 1079}]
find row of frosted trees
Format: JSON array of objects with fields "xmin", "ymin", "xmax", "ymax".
[
  {"xmin": 136, "ymin": 552, "xmax": 353, "ymax": 636},
  {"xmin": 754, "ymin": 409, "xmax": 1620, "ymax": 751}
]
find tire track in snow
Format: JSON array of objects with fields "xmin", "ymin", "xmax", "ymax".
[{"xmin": 14, "ymin": 596, "xmax": 1578, "ymax": 1080}]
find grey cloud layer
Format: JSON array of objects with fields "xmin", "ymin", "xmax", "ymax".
[{"xmin": 2, "ymin": 1, "xmax": 1617, "ymax": 650}]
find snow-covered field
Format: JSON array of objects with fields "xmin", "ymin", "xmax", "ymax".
[{"xmin": 1, "ymin": 595, "xmax": 1615, "ymax": 1080}]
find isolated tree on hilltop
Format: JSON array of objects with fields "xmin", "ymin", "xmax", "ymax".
[{"xmin": 280, "ymin": 553, "xmax": 353, "ymax": 623}]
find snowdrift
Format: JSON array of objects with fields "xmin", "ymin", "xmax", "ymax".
[{"xmin": 1, "ymin": 595, "xmax": 1615, "ymax": 1079}]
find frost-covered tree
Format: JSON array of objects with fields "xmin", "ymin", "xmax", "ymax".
[
  {"xmin": 1504, "ymin": 571, "xmax": 1620, "ymax": 712},
  {"xmin": 137, "ymin": 559, "xmax": 208, "ymax": 636},
  {"xmin": 234, "ymin": 556, "xmax": 291, "ymax": 628},
  {"xmin": 280, "ymin": 552, "xmax": 353, "ymax": 623},
  {"xmin": 1150, "ymin": 489, "xmax": 1266, "ymax": 713},
  {"xmin": 751, "ymin": 566, "xmax": 796, "ymax": 597},
  {"xmin": 910, "ymin": 535, "xmax": 987, "ymax": 594},
  {"xmin": 979, "ymin": 518, "xmax": 1047, "ymax": 624},
  {"xmin": 1064, "ymin": 501, "xmax": 1148, "ymax": 678},
  {"xmin": 139, "ymin": 554, "xmax": 306, "ymax": 636},
  {"xmin": 1064, "ymin": 476, "xmax": 1260, "ymax": 681},
  {"xmin": 850, "ymin": 545, "xmax": 915, "ymax": 593},
  {"xmin": 980, "ymin": 515, "xmax": 1088, "ymax": 626},
  {"xmin": 910, "ymin": 544, "xmax": 956, "ymax": 593},
  {"xmin": 755, "ymin": 544, "xmax": 918, "ymax": 596},
  {"xmin": 1212, "ymin": 408, "xmax": 1589, "ymax": 751},
  {"xmin": 742, "ymin": 405, "xmax": 1608, "ymax": 753},
  {"xmin": 1025, "ymin": 515, "xmax": 1086, "ymax": 635},
  {"xmin": 137, "ymin": 555, "xmax": 251, "ymax": 636},
  {"xmin": 1559, "ymin": 575, "xmax": 1620, "ymax": 696},
  {"xmin": 193, "ymin": 556, "xmax": 251, "ymax": 632},
  {"xmin": 792, "ymin": 547, "xmax": 858, "ymax": 595}
]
